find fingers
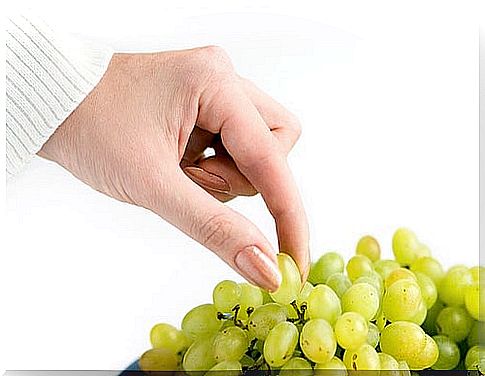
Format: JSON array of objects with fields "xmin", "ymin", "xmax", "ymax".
[
  {"xmin": 239, "ymin": 77, "xmax": 302, "ymax": 154},
  {"xmin": 148, "ymin": 169, "xmax": 282, "ymax": 291},
  {"xmin": 198, "ymin": 84, "xmax": 310, "ymax": 280}
]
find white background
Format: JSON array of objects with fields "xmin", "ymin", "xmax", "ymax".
[{"xmin": 2, "ymin": 0, "xmax": 482, "ymax": 372}]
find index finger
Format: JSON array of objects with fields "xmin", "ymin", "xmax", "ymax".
[{"xmin": 198, "ymin": 85, "xmax": 310, "ymax": 280}]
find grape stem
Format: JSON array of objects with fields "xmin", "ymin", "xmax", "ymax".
[{"xmin": 288, "ymin": 300, "xmax": 307, "ymax": 324}]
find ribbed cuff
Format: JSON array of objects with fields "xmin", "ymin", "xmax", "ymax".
[{"xmin": 6, "ymin": 15, "xmax": 113, "ymax": 178}]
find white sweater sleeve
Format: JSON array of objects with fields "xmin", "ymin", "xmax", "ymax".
[{"xmin": 6, "ymin": 15, "xmax": 113, "ymax": 178}]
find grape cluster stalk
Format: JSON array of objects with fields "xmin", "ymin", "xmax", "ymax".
[{"xmin": 138, "ymin": 228, "xmax": 484, "ymax": 375}]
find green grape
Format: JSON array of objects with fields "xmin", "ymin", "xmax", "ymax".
[
  {"xmin": 315, "ymin": 356, "xmax": 347, "ymax": 376},
  {"xmin": 409, "ymin": 300, "xmax": 427, "ymax": 326},
  {"xmin": 308, "ymin": 252, "xmax": 345, "ymax": 285},
  {"xmin": 436, "ymin": 306, "xmax": 474, "ymax": 342},
  {"xmin": 355, "ymin": 271, "xmax": 384, "ymax": 296},
  {"xmin": 378, "ymin": 353, "xmax": 400, "ymax": 376},
  {"xmin": 346, "ymin": 255, "xmax": 374, "ymax": 282},
  {"xmin": 205, "ymin": 360, "xmax": 242, "ymax": 376},
  {"xmin": 213, "ymin": 280, "xmax": 241, "ymax": 313},
  {"xmin": 325, "ymin": 272, "xmax": 352, "ymax": 298},
  {"xmin": 356, "ymin": 235, "xmax": 381, "ymax": 262},
  {"xmin": 467, "ymin": 320, "xmax": 485, "ymax": 347},
  {"xmin": 182, "ymin": 335, "xmax": 217, "ymax": 373},
  {"xmin": 300, "ymin": 319, "xmax": 337, "ymax": 364},
  {"xmin": 263, "ymin": 321, "xmax": 299, "ymax": 367},
  {"xmin": 374, "ymin": 259, "xmax": 400, "ymax": 280},
  {"xmin": 465, "ymin": 282, "xmax": 484, "ymax": 321},
  {"xmin": 380, "ymin": 321, "xmax": 427, "ymax": 363},
  {"xmin": 150, "ymin": 323, "xmax": 190, "ymax": 354},
  {"xmin": 392, "ymin": 228, "xmax": 420, "ymax": 266},
  {"xmin": 239, "ymin": 354, "xmax": 255, "ymax": 368},
  {"xmin": 407, "ymin": 334, "xmax": 439, "ymax": 370},
  {"xmin": 247, "ymin": 303, "xmax": 287, "ymax": 340},
  {"xmin": 181, "ymin": 304, "xmax": 222, "ymax": 340},
  {"xmin": 342, "ymin": 343, "xmax": 380, "ymax": 370},
  {"xmin": 270, "ymin": 253, "xmax": 302, "ymax": 305},
  {"xmin": 334, "ymin": 312, "xmax": 368, "ymax": 350},
  {"xmin": 465, "ymin": 345, "xmax": 485, "ymax": 372},
  {"xmin": 398, "ymin": 360, "xmax": 411, "ymax": 376},
  {"xmin": 213, "ymin": 326, "xmax": 248, "ymax": 362},
  {"xmin": 438, "ymin": 265, "xmax": 473, "ymax": 306},
  {"xmin": 375, "ymin": 306, "xmax": 387, "ymax": 331},
  {"xmin": 239, "ymin": 283, "xmax": 263, "ymax": 320},
  {"xmin": 341, "ymin": 282, "xmax": 380, "ymax": 321},
  {"xmin": 139, "ymin": 347, "xmax": 179, "ymax": 371},
  {"xmin": 470, "ymin": 266, "xmax": 485, "ymax": 283},
  {"xmin": 422, "ymin": 299, "xmax": 445, "ymax": 336},
  {"xmin": 410, "ymin": 256, "xmax": 445, "ymax": 286},
  {"xmin": 260, "ymin": 288, "xmax": 273, "ymax": 304},
  {"xmin": 382, "ymin": 279, "xmax": 422, "ymax": 322},
  {"xmin": 414, "ymin": 272, "xmax": 437, "ymax": 309},
  {"xmin": 384, "ymin": 267, "xmax": 417, "ymax": 289},
  {"xmin": 431, "ymin": 335, "xmax": 461, "ymax": 370},
  {"xmin": 307, "ymin": 284, "xmax": 342, "ymax": 325},
  {"xmin": 415, "ymin": 243, "xmax": 431, "ymax": 259},
  {"xmin": 366, "ymin": 322, "xmax": 380, "ymax": 348},
  {"xmin": 280, "ymin": 357, "xmax": 313, "ymax": 376}
]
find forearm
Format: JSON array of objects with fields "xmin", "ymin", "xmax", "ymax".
[{"xmin": 6, "ymin": 15, "xmax": 113, "ymax": 177}]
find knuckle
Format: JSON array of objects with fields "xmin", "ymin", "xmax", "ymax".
[
  {"xmin": 194, "ymin": 45, "xmax": 234, "ymax": 75},
  {"xmin": 196, "ymin": 213, "xmax": 234, "ymax": 249}
]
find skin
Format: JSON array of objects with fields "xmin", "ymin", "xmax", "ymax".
[{"xmin": 38, "ymin": 46, "xmax": 310, "ymax": 291}]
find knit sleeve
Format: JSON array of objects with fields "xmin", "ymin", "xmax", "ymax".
[{"xmin": 6, "ymin": 15, "xmax": 113, "ymax": 178}]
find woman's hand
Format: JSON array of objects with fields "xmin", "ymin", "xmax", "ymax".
[{"xmin": 38, "ymin": 47, "xmax": 309, "ymax": 291}]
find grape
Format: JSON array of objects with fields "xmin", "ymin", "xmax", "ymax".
[
  {"xmin": 205, "ymin": 360, "xmax": 242, "ymax": 376},
  {"xmin": 213, "ymin": 326, "xmax": 248, "ymax": 362},
  {"xmin": 300, "ymin": 319, "xmax": 337, "ymax": 364},
  {"xmin": 409, "ymin": 300, "xmax": 427, "ymax": 326},
  {"xmin": 346, "ymin": 255, "xmax": 374, "ymax": 282},
  {"xmin": 397, "ymin": 360, "xmax": 411, "ymax": 376},
  {"xmin": 308, "ymin": 252, "xmax": 345, "ymax": 285},
  {"xmin": 431, "ymin": 335, "xmax": 461, "ymax": 370},
  {"xmin": 438, "ymin": 265, "xmax": 473, "ymax": 306},
  {"xmin": 380, "ymin": 321, "xmax": 427, "ymax": 363},
  {"xmin": 181, "ymin": 304, "xmax": 222, "ymax": 340},
  {"xmin": 341, "ymin": 282, "xmax": 380, "ymax": 321},
  {"xmin": 247, "ymin": 303, "xmax": 287, "ymax": 340},
  {"xmin": 356, "ymin": 235, "xmax": 381, "ymax": 262},
  {"xmin": 465, "ymin": 345, "xmax": 485, "ymax": 372},
  {"xmin": 280, "ymin": 357, "xmax": 313, "ymax": 376},
  {"xmin": 263, "ymin": 321, "xmax": 299, "ymax": 367},
  {"xmin": 139, "ymin": 347, "xmax": 179, "ymax": 371},
  {"xmin": 343, "ymin": 343, "xmax": 380, "ymax": 370},
  {"xmin": 150, "ymin": 323, "xmax": 190, "ymax": 354},
  {"xmin": 325, "ymin": 272, "xmax": 352, "ymax": 298},
  {"xmin": 374, "ymin": 259, "xmax": 400, "ymax": 280},
  {"xmin": 366, "ymin": 322, "xmax": 380, "ymax": 348},
  {"xmin": 470, "ymin": 266, "xmax": 485, "ymax": 283},
  {"xmin": 334, "ymin": 312, "xmax": 368, "ymax": 350},
  {"xmin": 392, "ymin": 228, "xmax": 421, "ymax": 266},
  {"xmin": 465, "ymin": 282, "xmax": 484, "ymax": 321},
  {"xmin": 410, "ymin": 256, "xmax": 445, "ymax": 285},
  {"xmin": 382, "ymin": 279, "xmax": 422, "ymax": 322},
  {"xmin": 407, "ymin": 334, "xmax": 439, "ymax": 370},
  {"xmin": 287, "ymin": 281, "xmax": 313, "ymax": 319},
  {"xmin": 375, "ymin": 306, "xmax": 387, "ymax": 331},
  {"xmin": 238, "ymin": 283, "xmax": 263, "ymax": 320},
  {"xmin": 436, "ymin": 306, "xmax": 474, "ymax": 342},
  {"xmin": 415, "ymin": 243, "xmax": 431, "ymax": 258},
  {"xmin": 182, "ymin": 335, "xmax": 217, "ymax": 373},
  {"xmin": 378, "ymin": 353, "xmax": 400, "ymax": 374},
  {"xmin": 414, "ymin": 272, "xmax": 437, "ymax": 309},
  {"xmin": 315, "ymin": 356, "xmax": 347, "ymax": 376},
  {"xmin": 467, "ymin": 320, "xmax": 485, "ymax": 347},
  {"xmin": 354, "ymin": 271, "xmax": 384, "ymax": 296},
  {"xmin": 307, "ymin": 284, "xmax": 342, "ymax": 325},
  {"xmin": 384, "ymin": 267, "xmax": 417, "ymax": 289},
  {"xmin": 270, "ymin": 253, "xmax": 302, "ymax": 305},
  {"xmin": 422, "ymin": 299, "xmax": 445, "ymax": 336},
  {"xmin": 213, "ymin": 280, "xmax": 241, "ymax": 313}
]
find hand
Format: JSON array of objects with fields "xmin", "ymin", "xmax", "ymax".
[{"xmin": 39, "ymin": 47, "xmax": 309, "ymax": 291}]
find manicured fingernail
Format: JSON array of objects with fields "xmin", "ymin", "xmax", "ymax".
[
  {"xmin": 184, "ymin": 166, "xmax": 230, "ymax": 193},
  {"xmin": 235, "ymin": 246, "xmax": 282, "ymax": 292}
]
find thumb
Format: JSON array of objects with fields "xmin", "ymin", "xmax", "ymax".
[{"xmin": 147, "ymin": 169, "xmax": 282, "ymax": 292}]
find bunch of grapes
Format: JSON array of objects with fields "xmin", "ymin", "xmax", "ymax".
[{"xmin": 138, "ymin": 228, "xmax": 484, "ymax": 375}]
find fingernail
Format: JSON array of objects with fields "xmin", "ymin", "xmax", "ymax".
[
  {"xmin": 184, "ymin": 166, "xmax": 230, "ymax": 193},
  {"xmin": 235, "ymin": 246, "xmax": 282, "ymax": 292}
]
